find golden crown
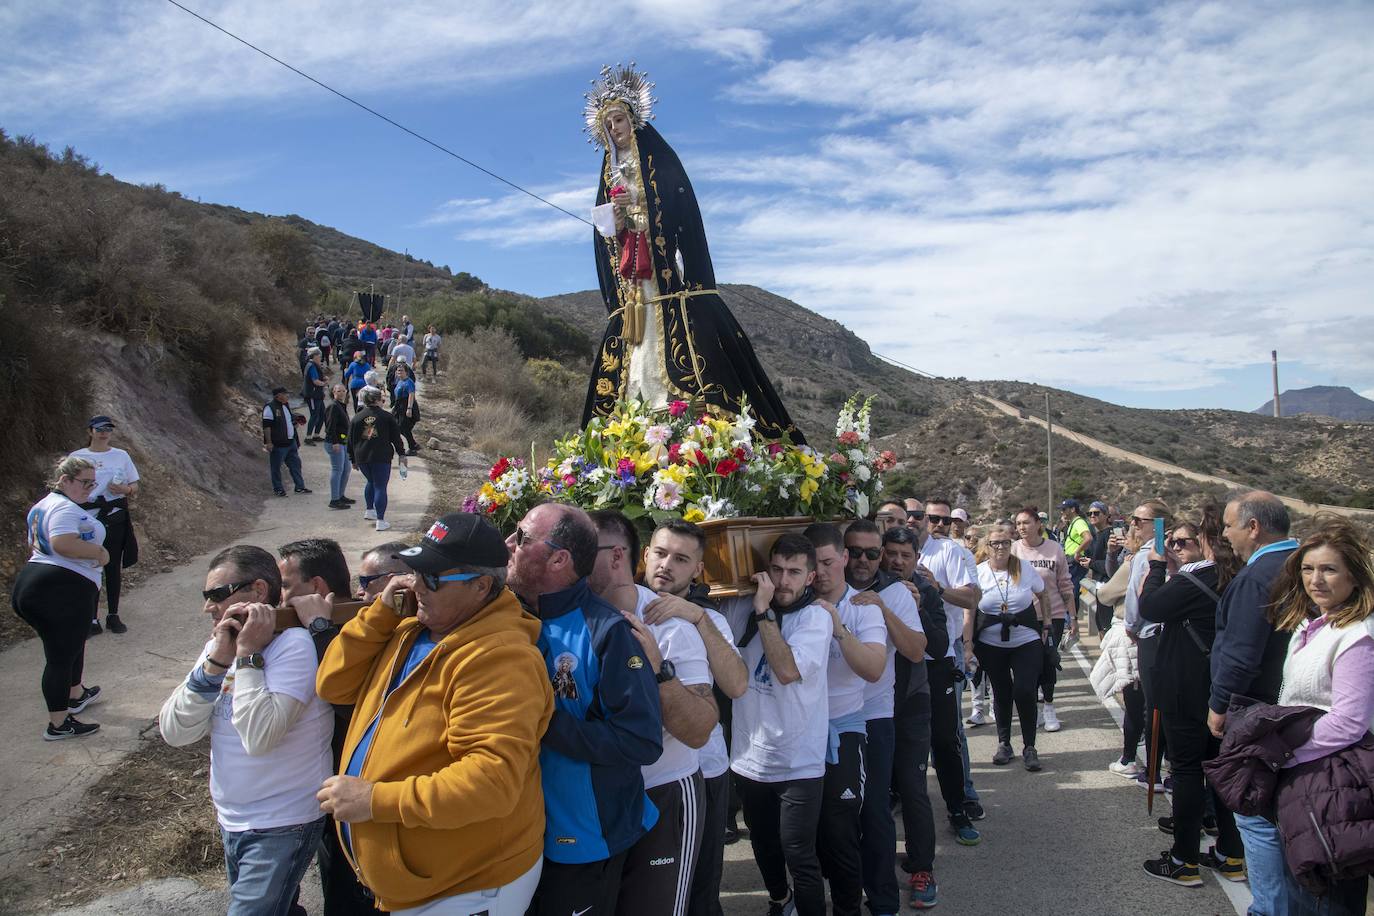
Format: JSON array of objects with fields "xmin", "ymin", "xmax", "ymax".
[{"xmin": 583, "ymin": 63, "xmax": 656, "ymax": 147}]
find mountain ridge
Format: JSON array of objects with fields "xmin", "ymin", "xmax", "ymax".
[{"xmin": 1255, "ymin": 386, "xmax": 1374, "ymax": 422}]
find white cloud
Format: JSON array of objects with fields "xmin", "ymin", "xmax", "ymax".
[{"xmin": 422, "ymin": 182, "xmax": 595, "ymax": 247}]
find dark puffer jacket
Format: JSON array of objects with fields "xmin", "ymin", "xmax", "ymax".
[{"xmin": 1205, "ymin": 701, "xmax": 1374, "ymax": 894}]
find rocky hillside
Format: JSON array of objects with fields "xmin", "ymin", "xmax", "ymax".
[{"xmin": 1255, "ymin": 386, "xmax": 1374, "ymax": 423}]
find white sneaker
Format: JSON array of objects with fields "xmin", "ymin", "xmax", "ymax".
[
  {"xmin": 1043, "ymin": 703, "xmax": 1062, "ymax": 732},
  {"xmin": 375, "ymin": 519, "xmax": 391, "ymax": 531},
  {"xmin": 1109, "ymin": 759, "xmax": 1141, "ymax": 778},
  {"xmin": 966, "ymin": 709, "xmax": 988, "ymax": 727},
  {"xmin": 364, "ymin": 509, "xmax": 377, "ymax": 520}
]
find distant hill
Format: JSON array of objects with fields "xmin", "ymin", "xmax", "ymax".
[{"xmin": 1255, "ymin": 386, "xmax": 1374, "ymax": 422}]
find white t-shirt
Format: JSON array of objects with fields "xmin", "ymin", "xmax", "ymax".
[
  {"xmin": 389, "ymin": 342, "xmax": 415, "ymax": 365},
  {"xmin": 861, "ymin": 579, "xmax": 923, "ymax": 720},
  {"xmin": 68, "ymin": 447, "xmax": 140, "ymax": 503},
  {"xmin": 825, "ymin": 586, "xmax": 888, "ymax": 721},
  {"xmin": 203, "ymin": 628, "xmax": 334, "ymax": 832},
  {"xmin": 26, "ymin": 492, "xmax": 105, "ymax": 585},
  {"xmin": 921, "ymin": 535, "xmax": 977, "ymax": 649},
  {"xmin": 975, "ymin": 562, "xmax": 1045, "ymax": 649},
  {"xmin": 724, "ymin": 596, "xmax": 831, "ymax": 782},
  {"xmin": 633, "ymin": 586, "xmax": 712, "ymax": 789},
  {"xmin": 423, "ymin": 332, "xmax": 442, "ymax": 353},
  {"xmin": 697, "ymin": 607, "xmax": 739, "ymax": 780}
]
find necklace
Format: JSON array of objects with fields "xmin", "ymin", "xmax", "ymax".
[{"xmin": 989, "ymin": 564, "xmax": 1012, "ymax": 613}]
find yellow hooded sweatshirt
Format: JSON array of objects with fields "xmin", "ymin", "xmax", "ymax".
[{"xmin": 317, "ymin": 588, "xmax": 553, "ymax": 911}]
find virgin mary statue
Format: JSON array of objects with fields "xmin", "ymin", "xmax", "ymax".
[{"xmin": 580, "ymin": 64, "xmax": 803, "ymax": 442}]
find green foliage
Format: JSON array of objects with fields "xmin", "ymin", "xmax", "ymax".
[
  {"xmin": 248, "ymin": 220, "xmax": 324, "ymax": 310},
  {"xmin": 412, "ymin": 289, "xmax": 592, "ymax": 362}
]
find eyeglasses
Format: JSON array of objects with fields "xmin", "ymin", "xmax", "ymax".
[
  {"xmin": 72, "ymin": 476, "xmax": 98, "ymax": 488},
  {"xmin": 514, "ymin": 527, "xmax": 566, "ymax": 552},
  {"xmin": 418, "ymin": 572, "xmax": 480, "ymax": 591},
  {"xmin": 846, "ymin": 546, "xmax": 882, "ymax": 561},
  {"xmin": 905, "ymin": 510, "xmax": 925, "ymax": 521},
  {"xmin": 988, "ymin": 540, "xmax": 1013, "ymax": 549},
  {"xmin": 1167, "ymin": 537, "xmax": 1198, "ymax": 550},
  {"xmin": 358, "ymin": 571, "xmax": 395, "ymax": 590},
  {"xmin": 1130, "ymin": 516, "xmax": 1152, "ymax": 526},
  {"xmin": 203, "ymin": 581, "xmax": 253, "ymax": 603},
  {"xmin": 926, "ymin": 514, "xmax": 951, "ymax": 526}
]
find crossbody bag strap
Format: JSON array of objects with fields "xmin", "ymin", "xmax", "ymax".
[{"xmin": 1176, "ymin": 569, "xmax": 1220, "ymax": 657}]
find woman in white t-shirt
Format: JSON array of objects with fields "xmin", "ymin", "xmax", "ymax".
[
  {"xmin": 969, "ymin": 522, "xmax": 1051, "ymax": 771},
  {"xmin": 11, "ymin": 456, "xmax": 108, "ymax": 740},
  {"xmin": 68, "ymin": 415, "xmax": 140, "ymax": 635}
]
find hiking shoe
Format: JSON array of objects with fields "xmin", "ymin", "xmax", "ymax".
[
  {"xmin": 1042, "ymin": 703, "xmax": 1062, "ymax": 732},
  {"xmin": 908, "ymin": 870, "xmax": 938, "ymax": 909},
  {"xmin": 364, "ymin": 508, "xmax": 377, "ymax": 520},
  {"xmin": 965, "ymin": 709, "xmax": 987, "ymax": 727},
  {"xmin": 963, "ymin": 799, "xmax": 985, "ymax": 821},
  {"xmin": 68, "ymin": 686, "xmax": 101, "ymax": 714},
  {"xmin": 1143, "ymin": 851, "xmax": 1202, "ymax": 887},
  {"xmin": 1023, "ymin": 746, "xmax": 1042, "ymax": 772},
  {"xmin": 45, "ymin": 715, "xmax": 100, "ymax": 741},
  {"xmin": 992, "ymin": 742, "xmax": 1014, "ymax": 766},
  {"xmin": 375, "ymin": 519, "xmax": 392, "ymax": 532},
  {"xmin": 294, "ymin": 487, "xmax": 312, "ymax": 494},
  {"xmin": 1108, "ymin": 758, "xmax": 1141, "ymax": 778},
  {"xmin": 105, "ymin": 615, "xmax": 127, "ymax": 634},
  {"xmin": 89, "ymin": 618, "xmax": 102, "ymax": 637},
  {"xmin": 1200, "ymin": 848, "xmax": 1247, "ymax": 882},
  {"xmin": 949, "ymin": 813, "xmax": 981, "ymax": 846}
]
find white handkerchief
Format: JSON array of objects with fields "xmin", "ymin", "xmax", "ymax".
[{"xmin": 591, "ymin": 203, "xmax": 618, "ymax": 238}]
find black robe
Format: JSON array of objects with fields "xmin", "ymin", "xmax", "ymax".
[{"xmin": 580, "ymin": 124, "xmax": 803, "ymax": 443}]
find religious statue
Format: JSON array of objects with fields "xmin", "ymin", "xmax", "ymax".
[{"xmin": 580, "ymin": 64, "xmax": 804, "ymax": 442}]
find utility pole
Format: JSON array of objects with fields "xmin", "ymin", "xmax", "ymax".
[
  {"xmin": 1046, "ymin": 392, "xmax": 1054, "ymax": 513},
  {"xmin": 1271, "ymin": 350, "xmax": 1281, "ymax": 418}
]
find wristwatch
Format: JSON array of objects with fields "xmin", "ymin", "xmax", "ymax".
[
  {"xmin": 237, "ymin": 653, "xmax": 266, "ymax": 670},
  {"xmin": 754, "ymin": 607, "xmax": 777, "ymax": 624},
  {"xmin": 307, "ymin": 616, "xmax": 334, "ymax": 636},
  {"xmin": 655, "ymin": 659, "xmax": 677, "ymax": 684}
]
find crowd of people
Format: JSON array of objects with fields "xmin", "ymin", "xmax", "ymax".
[{"xmin": 10, "ymin": 370, "xmax": 1374, "ymax": 915}]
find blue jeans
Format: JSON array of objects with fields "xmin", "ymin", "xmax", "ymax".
[
  {"xmin": 360, "ymin": 461, "xmax": 392, "ymax": 518},
  {"xmin": 222, "ymin": 816, "xmax": 325, "ymax": 916},
  {"xmin": 1235, "ymin": 812, "xmax": 1288, "ymax": 916},
  {"xmin": 953, "ymin": 640, "xmax": 979, "ymax": 802},
  {"xmin": 860, "ymin": 717, "xmax": 898, "ymax": 914},
  {"xmin": 326, "ymin": 443, "xmax": 351, "ymax": 501},
  {"xmin": 269, "ymin": 443, "xmax": 305, "ymax": 493}
]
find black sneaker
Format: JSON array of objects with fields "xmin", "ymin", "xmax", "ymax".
[
  {"xmin": 764, "ymin": 891, "xmax": 795, "ymax": 916},
  {"xmin": 1143, "ymin": 850, "xmax": 1202, "ymax": 887},
  {"xmin": 1200, "ymin": 848, "xmax": 1247, "ymax": 882},
  {"xmin": 274, "ymin": 490, "xmax": 287, "ymax": 497},
  {"xmin": 89, "ymin": 618, "xmax": 103, "ymax": 637},
  {"xmin": 724, "ymin": 821, "xmax": 740, "ymax": 845},
  {"xmin": 992, "ymin": 742, "xmax": 1014, "ymax": 765},
  {"xmin": 45, "ymin": 715, "xmax": 100, "ymax": 741},
  {"xmin": 69, "ymin": 685, "xmax": 101, "ymax": 714},
  {"xmin": 328, "ymin": 499, "xmax": 349, "ymax": 510},
  {"xmin": 963, "ymin": 799, "xmax": 986, "ymax": 821},
  {"xmin": 1158, "ymin": 816, "xmax": 1174, "ymax": 835},
  {"xmin": 341, "ymin": 496, "xmax": 357, "ymax": 504},
  {"xmin": 1023, "ymin": 746, "xmax": 1042, "ymax": 772},
  {"xmin": 1203, "ymin": 815, "xmax": 1219, "ymax": 837},
  {"xmin": 106, "ymin": 615, "xmax": 127, "ymax": 634},
  {"xmin": 295, "ymin": 487, "xmax": 312, "ymax": 494}
]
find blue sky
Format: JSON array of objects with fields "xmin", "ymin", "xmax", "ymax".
[{"xmin": 4, "ymin": 0, "xmax": 1372, "ymax": 412}]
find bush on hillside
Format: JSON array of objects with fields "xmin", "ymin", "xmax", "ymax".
[{"xmin": 412, "ymin": 289, "xmax": 593, "ymax": 362}]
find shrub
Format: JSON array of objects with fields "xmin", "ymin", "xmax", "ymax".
[
  {"xmin": 526, "ymin": 358, "xmax": 587, "ymax": 424},
  {"xmin": 468, "ymin": 398, "xmax": 534, "ymax": 460},
  {"xmin": 447, "ymin": 326, "xmax": 530, "ymax": 408}
]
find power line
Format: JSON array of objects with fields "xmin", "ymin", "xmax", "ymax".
[{"xmin": 162, "ymin": 0, "xmax": 591, "ymax": 227}]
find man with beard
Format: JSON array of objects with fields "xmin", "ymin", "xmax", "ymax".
[
  {"xmin": 721, "ymin": 534, "xmax": 832, "ymax": 916},
  {"xmin": 842, "ymin": 520, "xmax": 931, "ymax": 913}
]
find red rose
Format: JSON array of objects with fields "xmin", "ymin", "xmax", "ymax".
[
  {"xmin": 489, "ymin": 457, "xmax": 511, "ymax": 481},
  {"xmin": 714, "ymin": 459, "xmax": 740, "ymax": 477}
]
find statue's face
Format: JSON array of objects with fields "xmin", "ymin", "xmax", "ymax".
[{"xmin": 603, "ymin": 107, "xmax": 633, "ymax": 151}]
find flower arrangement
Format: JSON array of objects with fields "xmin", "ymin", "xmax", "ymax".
[{"xmin": 465, "ymin": 394, "xmax": 897, "ymax": 530}]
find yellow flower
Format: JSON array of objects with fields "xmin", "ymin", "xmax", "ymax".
[
  {"xmin": 479, "ymin": 483, "xmax": 498, "ymax": 502},
  {"xmin": 606, "ymin": 419, "xmax": 632, "ymax": 438},
  {"xmin": 800, "ymin": 477, "xmax": 819, "ymax": 501},
  {"xmin": 634, "ymin": 452, "xmax": 657, "ymax": 475},
  {"xmin": 683, "ymin": 506, "xmax": 706, "ymax": 523},
  {"xmin": 659, "ymin": 464, "xmax": 689, "ymax": 485}
]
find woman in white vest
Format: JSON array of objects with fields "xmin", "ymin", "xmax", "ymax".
[{"xmin": 1268, "ymin": 516, "xmax": 1374, "ymax": 913}]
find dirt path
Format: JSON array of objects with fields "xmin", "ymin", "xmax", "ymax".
[
  {"xmin": 975, "ymin": 393, "xmax": 1374, "ymax": 519},
  {"xmin": 0, "ymin": 426, "xmax": 434, "ymax": 903}
]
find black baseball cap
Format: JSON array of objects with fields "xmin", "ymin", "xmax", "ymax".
[
  {"xmin": 398, "ymin": 512, "xmax": 509, "ymax": 574},
  {"xmin": 88, "ymin": 415, "xmax": 116, "ymax": 430}
]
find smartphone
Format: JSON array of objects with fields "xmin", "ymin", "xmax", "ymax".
[
  {"xmin": 1153, "ymin": 518, "xmax": 1166, "ymax": 555},
  {"xmin": 1112, "ymin": 524, "xmax": 1126, "ymax": 538}
]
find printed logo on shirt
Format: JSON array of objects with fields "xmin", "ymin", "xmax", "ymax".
[
  {"xmin": 552, "ymin": 653, "xmax": 580, "ymax": 700},
  {"xmin": 555, "ymin": 836, "xmax": 577, "ymax": 845},
  {"xmin": 362, "ymin": 416, "xmax": 377, "ymax": 440},
  {"xmin": 753, "ymin": 654, "xmax": 772, "ymax": 687}
]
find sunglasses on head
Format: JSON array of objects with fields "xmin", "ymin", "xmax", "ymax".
[
  {"xmin": 203, "ymin": 581, "xmax": 253, "ymax": 603},
  {"xmin": 926, "ymin": 514, "xmax": 951, "ymax": 526},
  {"xmin": 418, "ymin": 571, "xmax": 480, "ymax": 591},
  {"xmin": 358, "ymin": 571, "xmax": 395, "ymax": 590},
  {"xmin": 846, "ymin": 546, "xmax": 882, "ymax": 561}
]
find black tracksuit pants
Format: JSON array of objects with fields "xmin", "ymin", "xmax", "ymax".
[
  {"xmin": 737, "ymin": 774, "xmax": 824, "ymax": 916},
  {"xmin": 817, "ymin": 731, "xmax": 865, "ymax": 916}
]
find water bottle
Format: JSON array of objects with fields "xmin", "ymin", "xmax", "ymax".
[
  {"xmin": 78, "ymin": 518, "xmax": 96, "ymax": 543},
  {"xmin": 398, "ymin": 463, "xmax": 408, "ymax": 481}
]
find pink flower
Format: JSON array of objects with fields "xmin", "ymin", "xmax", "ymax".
[
  {"xmin": 617, "ymin": 458, "xmax": 636, "ymax": 476},
  {"xmin": 838, "ymin": 430, "xmax": 861, "ymax": 446},
  {"xmin": 766, "ymin": 442, "xmax": 784, "ymax": 457},
  {"xmin": 668, "ymin": 400, "xmax": 689, "ymax": 417}
]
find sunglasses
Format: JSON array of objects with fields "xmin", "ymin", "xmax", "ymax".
[
  {"xmin": 1130, "ymin": 515, "xmax": 1152, "ymax": 526},
  {"xmin": 846, "ymin": 546, "xmax": 882, "ymax": 561},
  {"xmin": 1167, "ymin": 537, "xmax": 1198, "ymax": 550},
  {"xmin": 905, "ymin": 510, "xmax": 925, "ymax": 521},
  {"xmin": 203, "ymin": 581, "xmax": 254, "ymax": 603},
  {"xmin": 514, "ymin": 527, "xmax": 566, "ymax": 552},
  {"xmin": 988, "ymin": 540, "xmax": 1013, "ymax": 549},
  {"xmin": 1087, "ymin": 510, "xmax": 1104, "ymax": 517},
  {"xmin": 926, "ymin": 514, "xmax": 951, "ymax": 526},
  {"xmin": 418, "ymin": 571, "xmax": 480, "ymax": 591},
  {"xmin": 358, "ymin": 571, "xmax": 395, "ymax": 590}
]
